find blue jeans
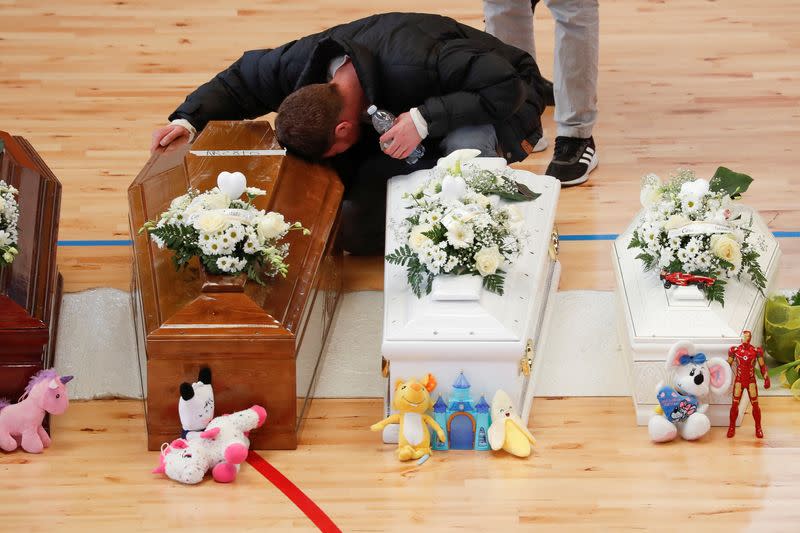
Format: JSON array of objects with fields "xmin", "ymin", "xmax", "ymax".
[{"xmin": 439, "ymin": 124, "xmax": 499, "ymax": 158}]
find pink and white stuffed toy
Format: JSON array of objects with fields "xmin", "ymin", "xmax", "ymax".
[
  {"xmin": 153, "ymin": 405, "xmax": 266, "ymax": 484},
  {"xmin": 648, "ymin": 341, "xmax": 733, "ymax": 443},
  {"xmin": 0, "ymin": 370, "xmax": 73, "ymax": 454}
]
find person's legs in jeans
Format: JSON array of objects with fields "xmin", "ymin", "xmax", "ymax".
[
  {"xmin": 439, "ymin": 124, "xmax": 499, "ymax": 158},
  {"xmin": 543, "ymin": 0, "xmax": 600, "ymax": 186},
  {"xmin": 483, "ymin": 0, "xmax": 536, "ymax": 58},
  {"xmin": 545, "ymin": 0, "xmax": 598, "ymax": 140}
]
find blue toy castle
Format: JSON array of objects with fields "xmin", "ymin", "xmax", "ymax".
[{"xmin": 431, "ymin": 372, "xmax": 491, "ymax": 451}]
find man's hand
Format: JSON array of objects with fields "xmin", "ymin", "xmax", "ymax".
[
  {"xmin": 379, "ymin": 112, "xmax": 422, "ymax": 159},
  {"xmin": 764, "ymin": 375, "xmax": 771, "ymax": 389},
  {"xmin": 151, "ymin": 124, "xmax": 191, "ymax": 154}
]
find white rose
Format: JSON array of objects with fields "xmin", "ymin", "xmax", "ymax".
[
  {"xmin": 506, "ymin": 205, "xmax": 524, "ymax": 225},
  {"xmin": 2, "ymin": 252, "xmax": 13, "ymax": 263},
  {"xmin": 194, "ymin": 212, "xmax": 228, "ymax": 234},
  {"xmin": 408, "ymin": 223, "xmax": 433, "ymax": 252},
  {"xmin": 664, "ymin": 214, "xmax": 690, "ymax": 231},
  {"xmin": 474, "ymin": 245, "xmax": 503, "ymax": 276},
  {"xmin": 202, "ymin": 192, "xmax": 231, "ymax": 210},
  {"xmin": 256, "ymin": 212, "xmax": 290, "ymax": 242},
  {"xmin": 710, "ymin": 234, "xmax": 742, "ymax": 268},
  {"xmin": 0, "ymin": 197, "xmax": 5, "ymax": 211}
]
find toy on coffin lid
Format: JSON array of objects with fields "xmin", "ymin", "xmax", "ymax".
[{"xmin": 726, "ymin": 331, "xmax": 770, "ymax": 439}]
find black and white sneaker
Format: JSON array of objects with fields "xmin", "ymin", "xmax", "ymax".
[{"xmin": 545, "ymin": 136, "xmax": 598, "ymax": 187}]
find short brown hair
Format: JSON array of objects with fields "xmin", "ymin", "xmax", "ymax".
[{"xmin": 275, "ymin": 83, "xmax": 344, "ymax": 159}]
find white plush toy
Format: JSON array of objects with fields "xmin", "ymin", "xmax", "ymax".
[
  {"xmin": 648, "ymin": 341, "xmax": 733, "ymax": 443},
  {"xmin": 153, "ymin": 405, "xmax": 267, "ymax": 484},
  {"xmin": 178, "ymin": 367, "xmax": 214, "ymax": 440}
]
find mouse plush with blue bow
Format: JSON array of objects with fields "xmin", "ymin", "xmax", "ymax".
[{"xmin": 649, "ymin": 341, "xmax": 733, "ymax": 443}]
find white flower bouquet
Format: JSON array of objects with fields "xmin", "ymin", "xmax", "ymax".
[
  {"xmin": 0, "ymin": 179, "xmax": 20, "ymax": 268},
  {"xmin": 629, "ymin": 167, "xmax": 767, "ymax": 305},
  {"xmin": 386, "ymin": 150, "xmax": 538, "ymax": 297},
  {"xmin": 140, "ymin": 171, "xmax": 308, "ymax": 284}
]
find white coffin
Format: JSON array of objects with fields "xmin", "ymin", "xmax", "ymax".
[
  {"xmin": 612, "ymin": 206, "xmax": 781, "ymax": 426},
  {"xmin": 381, "ymin": 158, "xmax": 561, "ymax": 442}
]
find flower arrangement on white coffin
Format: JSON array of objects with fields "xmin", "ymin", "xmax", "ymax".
[
  {"xmin": 386, "ymin": 149, "xmax": 539, "ymax": 297},
  {"xmin": 628, "ymin": 167, "xmax": 767, "ymax": 306},
  {"xmin": 140, "ymin": 171, "xmax": 308, "ymax": 284},
  {"xmin": 0, "ymin": 179, "xmax": 20, "ymax": 268}
]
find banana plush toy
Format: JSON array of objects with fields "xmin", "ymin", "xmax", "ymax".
[
  {"xmin": 371, "ymin": 374, "xmax": 446, "ymax": 462},
  {"xmin": 488, "ymin": 389, "xmax": 536, "ymax": 458}
]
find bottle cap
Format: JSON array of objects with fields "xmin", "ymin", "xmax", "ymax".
[{"xmin": 367, "ymin": 105, "xmax": 377, "ymax": 115}]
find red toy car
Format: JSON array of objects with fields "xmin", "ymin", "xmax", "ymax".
[{"xmin": 659, "ymin": 271, "xmax": 716, "ymax": 289}]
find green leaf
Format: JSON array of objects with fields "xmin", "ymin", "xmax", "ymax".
[
  {"xmin": 710, "ymin": 167, "xmax": 753, "ymax": 199},
  {"xmin": 421, "ymin": 223, "xmax": 446, "ymax": 243},
  {"xmin": 482, "ymin": 272, "xmax": 505, "ymax": 295},
  {"xmin": 634, "ymin": 252, "xmax": 658, "ymax": 271},
  {"xmin": 791, "ymin": 291, "xmax": 800, "ymax": 307}
]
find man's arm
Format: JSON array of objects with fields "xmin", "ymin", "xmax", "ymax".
[
  {"xmin": 417, "ymin": 43, "xmax": 526, "ymax": 138},
  {"xmin": 169, "ymin": 47, "xmax": 289, "ymax": 131},
  {"xmin": 152, "ymin": 46, "xmax": 293, "ymax": 153}
]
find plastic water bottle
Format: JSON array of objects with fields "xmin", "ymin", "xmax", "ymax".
[{"xmin": 367, "ymin": 105, "xmax": 425, "ymax": 165}]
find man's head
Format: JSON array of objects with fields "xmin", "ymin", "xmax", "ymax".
[{"xmin": 275, "ymin": 83, "xmax": 360, "ymax": 159}]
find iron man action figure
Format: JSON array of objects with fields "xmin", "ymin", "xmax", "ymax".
[{"xmin": 727, "ymin": 330, "xmax": 770, "ymax": 438}]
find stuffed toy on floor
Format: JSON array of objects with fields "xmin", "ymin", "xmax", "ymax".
[
  {"xmin": 153, "ymin": 405, "xmax": 266, "ymax": 484},
  {"xmin": 178, "ymin": 367, "xmax": 214, "ymax": 440},
  {"xmin": 0, "ymin": 370, "xmax": 73, "ymax": 454},
  {"xmin": 370, "ymin": 374, "xmax": 445, "ymax": 462},
  {"xmin": 648, "ymin": 341, "xmax": 733, "ymax": 443},
  {"xmin": 488, "ymin": 389, "xmax": 536, "ymax": 458}
]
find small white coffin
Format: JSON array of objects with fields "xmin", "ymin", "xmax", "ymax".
[
  {"xmin": 612, "ymin": 206, "xmax": 781, "ymax": 426},
  {"xmin": 381, "ymin": 158, "xmax": 561, "ymax": 442}
]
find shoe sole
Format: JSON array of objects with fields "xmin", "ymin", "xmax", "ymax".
[
  {"xmin": 532, "ymin": 137, "xmax": 548, "ymax": 153},
  {"xmin": 559, "ymin": 152, "xmax": 598, "ymax": 187}
]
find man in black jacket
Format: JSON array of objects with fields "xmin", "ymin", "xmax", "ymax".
[{"xmin": 152, "ymin": 12, "xmax": 550, "ymax": 254}]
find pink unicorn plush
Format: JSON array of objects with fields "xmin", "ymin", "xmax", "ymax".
[
  {"xmin": 0, "ymin": 369, "xmax": 74, "ymax": 453},
  {"xmin": 153, "ymin": 405, "xmax": 267, "ymax": 484}
]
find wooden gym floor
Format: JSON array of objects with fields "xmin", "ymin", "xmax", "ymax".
[{"xmin": 2, "ymin": 0, "xmax": 800, "ymax": 531}]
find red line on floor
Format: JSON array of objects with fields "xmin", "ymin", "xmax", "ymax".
[{"xmin": 246, "ymin": 451, "xmax": 341, "ymax": 533}]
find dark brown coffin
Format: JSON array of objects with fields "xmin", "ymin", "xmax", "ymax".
[
  {"xmin": 128, "ymin": 121, "xmax": 344, "ymax": 450},
  {"xmin": 0, "ymin": 131, "xmax": 63, "ymax": 402}
]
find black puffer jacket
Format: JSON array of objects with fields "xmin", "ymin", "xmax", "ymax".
[{"xmin": 169, "ymin": 12, "xmax": 549, "ymax": 162}]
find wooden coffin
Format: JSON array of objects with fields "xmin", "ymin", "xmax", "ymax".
[
  {"xmin": 0, "ymin": 131, "xmax": 63, "ymax": 402},
  {"xmin": 128, "ymin": 121, "xmax": 343, "ymax": 450}
]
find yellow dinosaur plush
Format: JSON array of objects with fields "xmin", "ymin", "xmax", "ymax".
[{"xmin": 371, "ymin": 374, "xmax": 446, "ymax": 461}]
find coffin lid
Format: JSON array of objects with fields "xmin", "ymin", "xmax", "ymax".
[
  {"xmin": 383, "ymin": 158, "xmax": 560, "ymax": 343},
  {"xmin": 612, "ymin": 206, "xmax": 780, "ymax": 344},
  {"xmin": 128, "ymin": 121, "xmax": 343, "ymax": 339},
  {"xmin": 0, "ymin": 131, "xmax": 62, "ymax": 325}
]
